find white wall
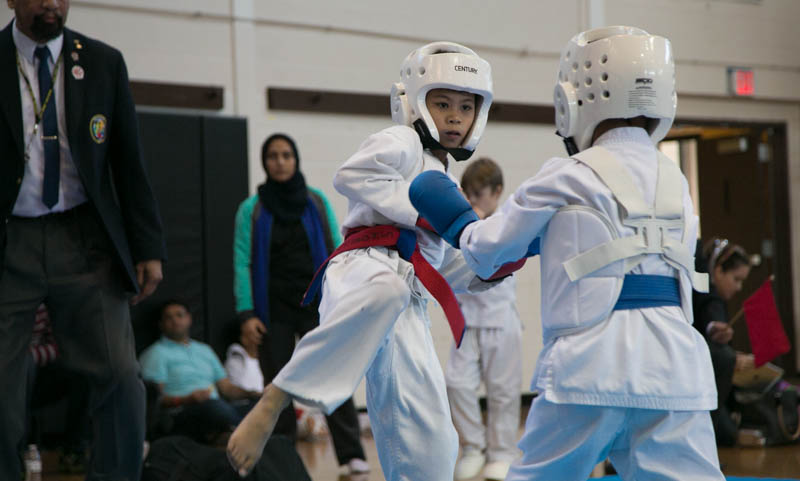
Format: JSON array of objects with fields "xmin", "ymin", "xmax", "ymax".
[{"xmin": 3, "ymin": 0, "xmax": 799, "ymax": 398}]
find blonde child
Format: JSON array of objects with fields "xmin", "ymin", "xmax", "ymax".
[{"xmin": 447, "ymin": 158, "xmax": 523, "ymax": 480}]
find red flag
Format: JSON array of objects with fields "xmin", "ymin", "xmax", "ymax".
[{"xmin": 743, "ymin": 278, "xmax": 791, "ymax": 367}]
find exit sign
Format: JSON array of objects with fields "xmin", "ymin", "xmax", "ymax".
[{"xmin": 728, "ymin": 67, "xmax": 754, "ymax": 96}]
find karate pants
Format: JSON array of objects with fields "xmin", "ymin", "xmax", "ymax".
[
  {"xmin": 507, "ymin": 396, "xmax": 724, "ymax": 481},
  {"xmin": 445, "ymin": 319, "xmax": 522, "ymax": 463},
  {"xmin": 274, "ymin": 247, "xmax": 458, "ymax": 480}
]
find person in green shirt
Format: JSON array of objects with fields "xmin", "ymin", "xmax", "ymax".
[{"xmin": 140, "ymin": 300, "xmax": 260, "ymax": 443}]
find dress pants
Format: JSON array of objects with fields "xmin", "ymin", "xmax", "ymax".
[
  {"xmin": 262, "ymin": 290, "xmax": 366, "ymax": 466},
  {"xmin": 0, "ymin": 205, "xmax": 145, "ymax": 481}
]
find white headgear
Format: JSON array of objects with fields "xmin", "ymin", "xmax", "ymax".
[
  {"xmin": 391, "ymin": 41, "xmax": 493, "ymax": 160},
  {"xmin": 554, "ymin": 26, "xmax": 676, "ymax": 153}
]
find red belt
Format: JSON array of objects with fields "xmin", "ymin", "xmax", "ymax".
[{"xmin": 302, "ymin": 220, "xmax": 466, "ymax": 347}]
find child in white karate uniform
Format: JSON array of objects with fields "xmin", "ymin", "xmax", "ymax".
[
  {"xmin": 411, "ymin": 27, "xmax": 724, "ymax": 481},
  {"xmin": 446, "ymin": 158, "xmax": 522, "ymax": 481},
  {"xmin": 227, "ymin": 42, "xmax": 513, "ymax": 480}
]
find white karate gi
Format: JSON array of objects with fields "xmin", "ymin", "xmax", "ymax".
[
  {"xmin": 445, "ymin": 276, "xmax": 522, "ymax": 463},
  {"xmin": 459, "ymin": 127, "xmax": 723, "ymax": 481},
  {"xmin": 273, "ymin": 125, "xmax": 487, "ymax": 481}
]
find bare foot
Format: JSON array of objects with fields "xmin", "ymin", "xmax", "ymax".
[{"xmin": 227, "ymin": 384, "xmax": 290, "ymax": 477}]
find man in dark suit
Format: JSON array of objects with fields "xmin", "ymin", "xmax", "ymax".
[{"xmin": 0, "ymin": 1, "xmax": 166, "ymax": 479}]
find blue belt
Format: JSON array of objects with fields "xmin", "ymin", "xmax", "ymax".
[{"xmin": 613, "ymin": 274, "xmax": 681, "ymax": 310}]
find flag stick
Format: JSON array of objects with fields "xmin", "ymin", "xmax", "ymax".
[{"xmin": 729, "ymin": 307, "xmax": 744, "ymax": 327}]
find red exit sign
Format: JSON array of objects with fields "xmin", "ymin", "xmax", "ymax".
[{"xmin": 728, "ymin": 67, "xmax": 754, "ymax": 96}]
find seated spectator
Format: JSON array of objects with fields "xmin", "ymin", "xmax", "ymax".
[
  {"xmin": 224, "ymin": 323, "xmax": 264, "ymax": 416},
  {"xmin": 140, "ymin": 300, "xmax": 261, "ymax": 443},
  {"xmin": 693, "ymin": 237, "xmax": 754, "ymax": 446}
]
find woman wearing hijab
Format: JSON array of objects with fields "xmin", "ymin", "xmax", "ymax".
[{"xmin": 232, "ymin": 134, "xmax": 368, "ymax": 474}]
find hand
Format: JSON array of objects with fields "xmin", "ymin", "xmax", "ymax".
[
  {"xmin": 189, "ymin": 388, "xmax": 212, "ymax": 403},
  {"xmin": 735, "ymin": 352, "xmax": 755, "ymax": 372},
  {"xmin": 409, "ymin": 171, "xmax": 478, "ymax": 248},
  {"xmin": 708, "ymin": 321, "xmax": 734, "ymax": 344},
  {"xmin": 242, "ymin": 317, "xmax": 266, "ymax": 346},
  {"xmin": 131, "ymin": 259, "xmax": 163, "ymax": 305}
]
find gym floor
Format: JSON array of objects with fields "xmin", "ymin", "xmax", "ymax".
[
  {"xmin": 40, "ymin": 406, "xmax": 800, "ymax": 480},
  {"xmin": 296, "ymin": 428, "xmax": 800, "ymax": 480}
]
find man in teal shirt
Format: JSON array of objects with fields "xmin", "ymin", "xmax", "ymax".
[{"xmin": 140, "ymin": 300, "xmax": 260, "ymax": 442}]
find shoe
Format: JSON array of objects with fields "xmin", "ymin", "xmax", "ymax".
[
  {"xmin": 455, "ymin": 450, "xmax": 486, "ymax": 480},
  {"xmin": 348, "ymin": 458, "xmax": 370, "ymax": 474},
  {"xmin": 737, "ymin": 428, "xmax": 766, "ymax": 447},
  {"xmin": 483, "ymin": 461, "xmax": 510, "ymax": 480}
]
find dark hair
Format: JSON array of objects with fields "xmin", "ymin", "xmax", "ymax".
[
  {"xmin": 461, "ymin": 157, "xmax": 503, "ymax": 195},
  {"xmin": 224, "ymin": 318, "xmax": 245, "ymax": 348},
  {"xmin": 703, "ymin": 237, "xmax": 749, "ymax": 273},
  {"xmin": 158, "ymin": 298, "xmax": 191, "ymax": 322},
  {"xmin": 260, "ymin": 133, "xmax": 300, "ymax": 174}
]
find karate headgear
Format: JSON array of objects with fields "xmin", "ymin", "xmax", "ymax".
[
  {"xmin": 391, "ymin": 41, "xmax": 493, "ymax": 161},
  {"xmin": 554, "ymin": 26, "xmax": 676, "ymax": 153}
]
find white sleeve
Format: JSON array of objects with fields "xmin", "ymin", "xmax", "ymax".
[
  {"xmin": 333, "ymin": 126, "xmax": 422, "ymax": 228},
  {"xmin": 224, "ymin": 346, "xmax": 247, "ymax": 389},
  {"xmin": 435, "ymin": 242, "xmax": 498, "ymax": 294},
  {"xmin": 460, "ymin": 157, "xmax": 579, "ymax": 279}
]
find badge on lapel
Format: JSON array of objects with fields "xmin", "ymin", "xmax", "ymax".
[
  {"xmin": 71, "ymin": 51, "xmax": 79, "ymax": 61},
  {"xmin": 71, "ymin": 65, "xmax": 84, "ymax": 80},
  {"xmin": 89, "ymin": 114, "xmax": 107, "ymax": 144}
]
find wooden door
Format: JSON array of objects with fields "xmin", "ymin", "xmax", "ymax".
[{"xmin": 695, "ymin": 127, "xmax": 794, "ymax": 371}]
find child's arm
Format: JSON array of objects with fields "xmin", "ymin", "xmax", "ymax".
[
  {"xmin": 415, "ymin": 157, "xmax": 577, "ymax": 279},
  {"xmin": 333, "ymin": 126, "xmax": 423, "ymax": 228},
  {"xmin": 435, "ymin": 242, "xmax": 510, "ymax": 294}
]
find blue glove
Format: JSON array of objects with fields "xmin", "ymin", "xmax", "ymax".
[
  {"xmin": 409, "ymin": 171, "xmax": 478, "ymax": 248},
  {"xmin": 526, "ymin": 237, "xmax": 541, "ymax": 257}
]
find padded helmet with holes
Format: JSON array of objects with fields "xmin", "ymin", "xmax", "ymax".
[
  {"xmin": 554, "ymin": 26, "xmax": 676, "ymax": 152},
  {"xmin": 391, "ymin": 41, "xmax": 493, "ymax": 154}
]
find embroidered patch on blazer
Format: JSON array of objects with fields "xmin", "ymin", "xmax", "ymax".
[{"xmin": 89, "ymin": 114, "xmax": 107, "ymax": 144}]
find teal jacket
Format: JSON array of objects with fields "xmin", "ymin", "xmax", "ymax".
[{"xmin": 233, "ymin": 186, "xmax": 342, "ymax": 324}]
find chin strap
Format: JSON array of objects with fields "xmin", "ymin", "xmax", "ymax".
[
  {"xmin": 413, "ymin": 119, "xmax": 474, "ymax": 161},
  {"xmin": 556, "ymin": 131, "xmax": 580, "ymax": 156}
]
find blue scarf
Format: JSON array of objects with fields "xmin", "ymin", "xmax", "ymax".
[{"xmin": 250, "ymin": 198, "xmax": 329, "ymax": 327}]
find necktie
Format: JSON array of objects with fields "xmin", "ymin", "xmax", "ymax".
[{"xmin": 35, "ymin": 46, "xmax": 59, "ymax": 209}]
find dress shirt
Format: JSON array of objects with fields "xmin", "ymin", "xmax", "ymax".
[{"xmin": 12, "ymin": 19, "xmax": 87, "ymax": 217}]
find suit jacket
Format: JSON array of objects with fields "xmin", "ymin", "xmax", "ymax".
[{"xmin": 0, "ymin": 22, "xmax": 166, "ymax": 292}]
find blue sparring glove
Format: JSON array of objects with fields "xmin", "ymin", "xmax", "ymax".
[
  {"xmin": 526, "ymin": 237, "xmax": 541, "ymax": 257},
  {"xmin": 409, "ymin": 171, "xmax": 479, "ymax": 248}
]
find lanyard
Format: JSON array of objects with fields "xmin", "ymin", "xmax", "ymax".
[
  {"xmin": 16, "ymin": 49, "xmax": 62, "ymax": 127},
  {"xmin": 16, "ymin": 49, "xmax": 62, "ymax": 159}
]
